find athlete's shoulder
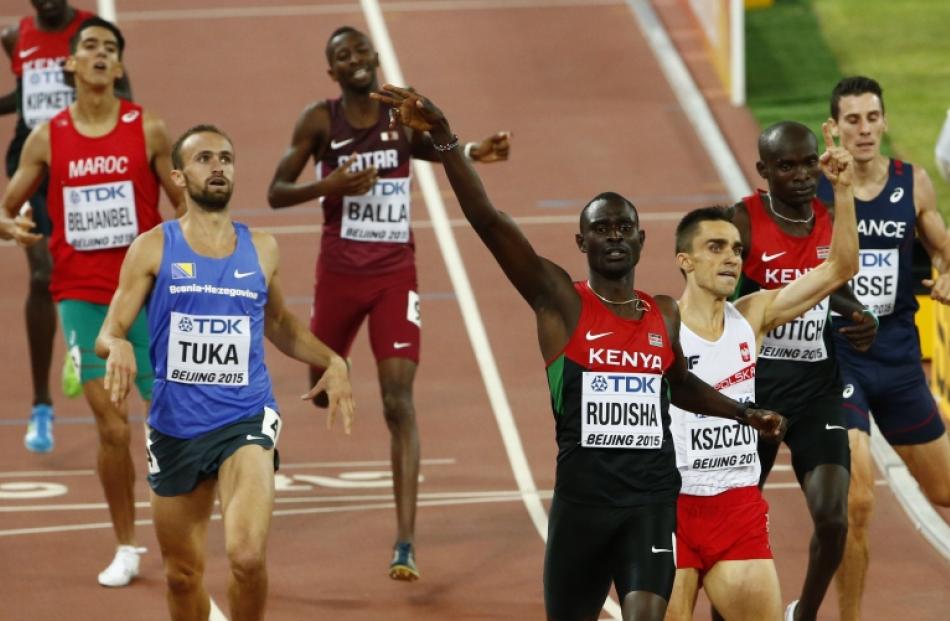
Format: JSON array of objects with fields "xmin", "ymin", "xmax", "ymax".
[
  {"xmin": 0, "ymin": 22, "xmax": 18, "ymax": 57},
  {"xmin": 126, "ymin": 223, "xmax": 166, "ymax": 271}
]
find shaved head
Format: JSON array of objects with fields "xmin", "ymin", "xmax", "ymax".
[
  {"xmin": 579, "ymin": 192, "xmax": 638, "ymax": 232},
  {"xmin": 758, "ymin": 121, "xmax": 817, "ymax": 161}
]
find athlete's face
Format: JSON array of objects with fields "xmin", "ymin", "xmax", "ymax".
[
  {"xmin": 65, "ymin": 26, "xmax": 124, "ymax": 87},
  {"xmin": 756, "ymin": 133, "xmax": 821, "ymax": 208},
  {"xmin": 174, "ymin": 132, "xmax": 235, "ymax": 211},
  {"xmin": 677, "ymin": 219, "xmax": 743, "ymax": 298},
  {"xmin": 326, "ymin": 32, "xmax": 379, "ymax": 92},
  {"xmin": 577, "ymin": 198, "xmax": 645, "ymax": 278},
  {"xmin": 31, "ymin": 0, "xmax": 67, "ymax": 22},
  {"xmin": 833, "ymin": 93, "xmax": 887, "ymax": 165}
]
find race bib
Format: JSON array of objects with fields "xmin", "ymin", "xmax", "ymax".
[
  {"xmin": 63, "ymin": 181, "xmax": 138, "ymax": 251},
  {"xmin": 341, "ymin": 177, "xmax": 410, "ymax": 243},
  {"xmin": 581, "ymin": 371, "xmax": 663, "ymax": 449},
  {"xmin": 685, "ymin": 392, "xmax": 758, "ymax": 471},
  {"xmin": 22, "ymin": 62, "xmax": 73, "ymax": 128},
  {"xmin": 850, "ymin": 248, "xmax": 899, "ymax": 316},
  {"xmin": 759, "ymin": 297, "xmax": 829, "ymax": 362},
  {"xmin": 166, "ymin": 312, "xmax": 250, "ymax": 386}
]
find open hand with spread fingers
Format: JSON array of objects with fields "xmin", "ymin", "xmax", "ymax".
[
  {"xmin": 820, "ymin": 119, "xmax": 854, "ymax": 188},
  {"xmin": 371, "ymin": 84, "xmax": 447, "ymax": 133}
]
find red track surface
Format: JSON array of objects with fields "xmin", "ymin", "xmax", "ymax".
[{"xmin": 0, "ymin": 1, "xmax": 946, "ymax": 619}]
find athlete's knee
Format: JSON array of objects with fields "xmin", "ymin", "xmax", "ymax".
[
  {"xmin": 96, "ymin": 417, "xmax": 131, "ymax": 448},
  {"xmin": 814, "ymin": 504, "xmax": 849, "ymax": 547},
  {"xmin": 848, "ymin": 483, "xmax": 875, "ymax": 528},
  {"xmin": 381, "ymin": 389, "xmax": 415, "ymax": 426},
  {"xmin": 27, "ymin": 267, "xmax": 51, "ymax": 296},
  {"xmin": 227, "ymin": 545, "xmax": 266, "ymax": 583},
  {"xmin": 164, "ymin": 560, "xmax": 204, "ymax": 596}
]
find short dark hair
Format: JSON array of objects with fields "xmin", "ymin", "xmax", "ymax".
[
  {"xmin": 757, "ymin": 120, "xmax": 816, "ymax": 161},
  {"xmin": 579, "ymin": 191, "xmax": 638, "ymax": 231},
  {"xmin": 674, "ymin": 205, "xmax": 735, "ymax": 254},
  {"xmin": 70, "ymin": 17, "xmax": 125, "ymax": 58},
  {"xmin": 830, "ymin": 76, "xmax": 884, "ymax": 120},
  {"xmin": 171, "ymin": 124, "xmax": 233, "ymax": 169},
  {"xmin": 325, "ymin": 26, "xmax": 368, "ymax": 63}
]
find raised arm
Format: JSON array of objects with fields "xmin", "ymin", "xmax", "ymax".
[
  {"xmin": 256, "ymin": 231, "xmax": 354, "ymax": 433},
  {"xmin": 266, "ymin": 102, "xmax": 377, "ymax": 209},
  {"xmin": 95, "ymin": 227, "xmax": 162, "ymax": 404},
  {"xmin": 409, "ymin": 126, "xmax": 511, "ymax": 164},
  {"xmin": 0, "ymin": 123, "xmax": 48, "ymax": 244},
  {"xmin": 144, "ymin": 112, "xmax": 184, "ymax": 216},
  {"xmin": 371, "ymin": 84, "xmax": 574, "ymax": 316},
  {"xmin": 737, "ymin": 121, "xmax": 860, "ymax": 342}
]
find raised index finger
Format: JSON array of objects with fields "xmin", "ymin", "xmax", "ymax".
[{"xmin": 821, "ymin": 119, "xmax": 837, "ymax": 149}]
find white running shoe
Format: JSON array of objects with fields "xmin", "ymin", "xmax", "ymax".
[
  {"xmin": 784, "ymin": 600, "xmax": 799, "ymax": 621},
  {"xmin": 97, "ymin": 545, "xmax": 145, "ymax": 587}
]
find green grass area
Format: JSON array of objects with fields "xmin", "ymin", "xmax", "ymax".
[{"xmin": 745, "ymin": 0, "xmax": 950, "ymax": 216}]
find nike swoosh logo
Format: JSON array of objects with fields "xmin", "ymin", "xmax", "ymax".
[
  {"xmin": 246, "ymin": 434, "xmax": 267, "ymax": 441},
  {"xmin": 330, "ymin": 138, "xmax": 355, "ymax": 149},
  {"xmin": 121, "ymin": 110, "xmax": 140, "ymax": 123},
  {"xmin": 233, "ymin": 269, "xmax": 255, "ymax": 279},
  {"xmin": 825, "ymin": 424, "xmax": 846, "ymax": 431},
  {"xmin": 761, "ymin": 251, "xmax": 786, "ymax": 263},
  {"xmin": 393, "ymin": 342, "xmax": 411, "ymax": 349},
  {"xmin": 19, "ymin": 46, "xmax": 40, "ymax": 59},
  {"xmin": 585, "ymin": 330, "xmax": 612, "ymax": 341},
  {"xmin": 651, "ymin": 546, "xmax": 673, "ymax": 554}
]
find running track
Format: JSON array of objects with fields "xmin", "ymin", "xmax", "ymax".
[{"xmin": 0, "ymin": 1, "xmax": 946, "ymax": 619}]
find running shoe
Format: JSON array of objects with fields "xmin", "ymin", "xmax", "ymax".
[
  {"xmin": 24, "ymin": 404, "xmax": 54, "ymax": 453},
  {"xmin": 62, "ymin": 349, "xmax": 82, "ymax": 398},
  {"xmin": 784, "ymin": 600, "xmax": 799, "ymax": 621},
  {"xmin": 389, "ymin": 541, "xmax": 420, "ymax": 581},
  {"xmin": 98, "ymin": 545, "xmax": 146, "ymax": 587}
]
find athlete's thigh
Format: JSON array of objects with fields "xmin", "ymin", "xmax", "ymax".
[
  {"xmin": 217, "ymin": 443, "xmax": 277, "ymax": 549},
  {"xmin": 663, "ymin": 569, "xmax": 699, "ymax": 621},
  {"xmin": 150, "ymin": 478, "xmax": 217, "ymax": 570},
  {"xmin": 783, "ymin": 395, "xmax": 850, "ymax": 485},
  {"xmin": 58, "ymin": 299, "xmax": 108, "ymax": 385},
  {"xmin": 839, "ymin": 366, "xmax": 872, "ymax": 434},
  {"xmin": 869, "ymin": 363, "xmax": 946, "ymax": 446},
  {"xmin": 848, "ymin": 429, "xmax": 875, "ymax": 511},
  {"xmin": 367, "ymin": 268, "xmax": 420, "ymax": 363},
  {"xmin": 893, "ymin": 432, "xmax": 950, "ymax": 504},
  {"xmin": 310, "ymin": 269, "xmax": 371, "ymax": 359},
  {"xmin": 702, "ymin": 559, "xmax": 781, "ymax": 621},
  {"xmin": 611, "ymin": 502, "xmax": 677, "ymax": 601},
  {"xmin": 544, "ymin": 495, "xmax": 614, "ymax": 621}
]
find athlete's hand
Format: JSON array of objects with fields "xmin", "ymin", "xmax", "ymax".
[
  {"xmin": 303, "ymin": 356, "xmax": 354, "ymax": 435},
  {"xmin": 0, "ymin": 204, "xmax": 43, "ymax": 246},
  {"xmin": 322, "ymin": 152, "xmax": 378, "ymax": 196},
  {"xmin": 922, "ymin": 272, "xmax": 950, "ymax": 305},
  {"xmin": 469, "ymin": 132, "xmax": 512, "ymax": 164},
  {"xmin": 838, "ymin": 309, "xmax": 877, "ymax": 352},
  {"xmin": 745, "ymin": 408, "xmax": 787, "ymax": 443},
  {"xmin": 820, "ymin": 120, "xmax": 854, "ymax": 188},
  {"xmin": 371, "ymin": 84, "xmax": 446, "ymax": 133},
  {"xmin": 103, "ymin": 339, "xmax": 137, "ymax": 405}
]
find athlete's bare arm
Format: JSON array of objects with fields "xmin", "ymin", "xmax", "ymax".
[
  {"xmin": 95, "ymin": 227, "xmax": 163, "ymax": 404},
  {"xmin": 254, "ymin": 230, "xmax": 355, "ymax": 433},
  {"xmin": 738, "ymin": 123, "xmax": 860, "ymax": 346},
  {"xmin": 408, "ymin": 125, "xmax": 511, "ymax": 164},
  {"xmin": 373, "ymin": 84, "xmax": 579, "ymax": 359},
  {"xmin": 0, "ymin": 25, "xmax": 17, "ymax": 115},
  {"xmin": 656, "ymin": 296, "xmax": 786, "ymax": 441},
  {"xmin": 913, "ymin": 166, "xmax": 950, "ymax": 304},
  {"xmin": 143, "ymin": 111, "xmax": 184, "ymax": 216},
  {"xmin": 0, "ymin": 122, "xmax": 48, "ymax": 244},
  {"xmin": 267, "ymin": 101, "xmax": 377, "ymax": 208}
]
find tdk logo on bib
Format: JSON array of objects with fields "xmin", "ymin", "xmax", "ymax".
[{"xmin": 167, "ymin": 312, "xmax": 251, "ymax": 386}]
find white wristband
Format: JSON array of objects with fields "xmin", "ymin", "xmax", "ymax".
[{"xmin": 463, "ymin": 142, "xmax": 477, "ymax": 161}]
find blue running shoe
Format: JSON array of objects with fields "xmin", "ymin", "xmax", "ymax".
[
  {"xmin": 24, "ymin": 404, "xmax": 54, "ymax": 453},
  {"xmin": 389, "ymin": 541, "xmax": 419, "ymax": 581}
]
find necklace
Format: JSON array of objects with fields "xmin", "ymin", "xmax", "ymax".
[
  {"xmin": 587, "ymin": 281, "xmax": 651, "ymax": 311},
  {"xmin": 766, "ymin": 193, "xmax": 813, "ymax": 225}
]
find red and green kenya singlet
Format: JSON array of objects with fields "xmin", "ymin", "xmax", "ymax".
[
  {"xmin": 315, "ymin": 98, "xmax": 414, "ymax": 275},
  {"xmin": 48, "ymin": 100, "xmax": 161, "ymax": 304},
  {"xmin": 739, "ymin": 192, "xmax": 840, "ymax": 408},
  {"xmin": 546, "ymin": 282, "xmax": 678, "ymax": 506}
]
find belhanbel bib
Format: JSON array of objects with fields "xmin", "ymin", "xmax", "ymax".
[
  {"xmin": 62, "ymin": 180, "xmax": 138, "ymax": 251},
  {"xmin": 581, "ymin": 371, "xmax": 663, "ymax": 449}
]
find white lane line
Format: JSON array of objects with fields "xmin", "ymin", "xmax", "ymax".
[
  {"xmin": 67, "ymin": 0, "xmax": 623, "ymax": 24},
  {"xmin": 209, "ymin": 596, "xmax": 229, "ymax": 621},
  {"xmin": 359, "ymin": 0, "xmax": 550, "ymax": 545},
  {"xmin": 624, "ymin": 0, "xmax": 751, "ymax": 199}
]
